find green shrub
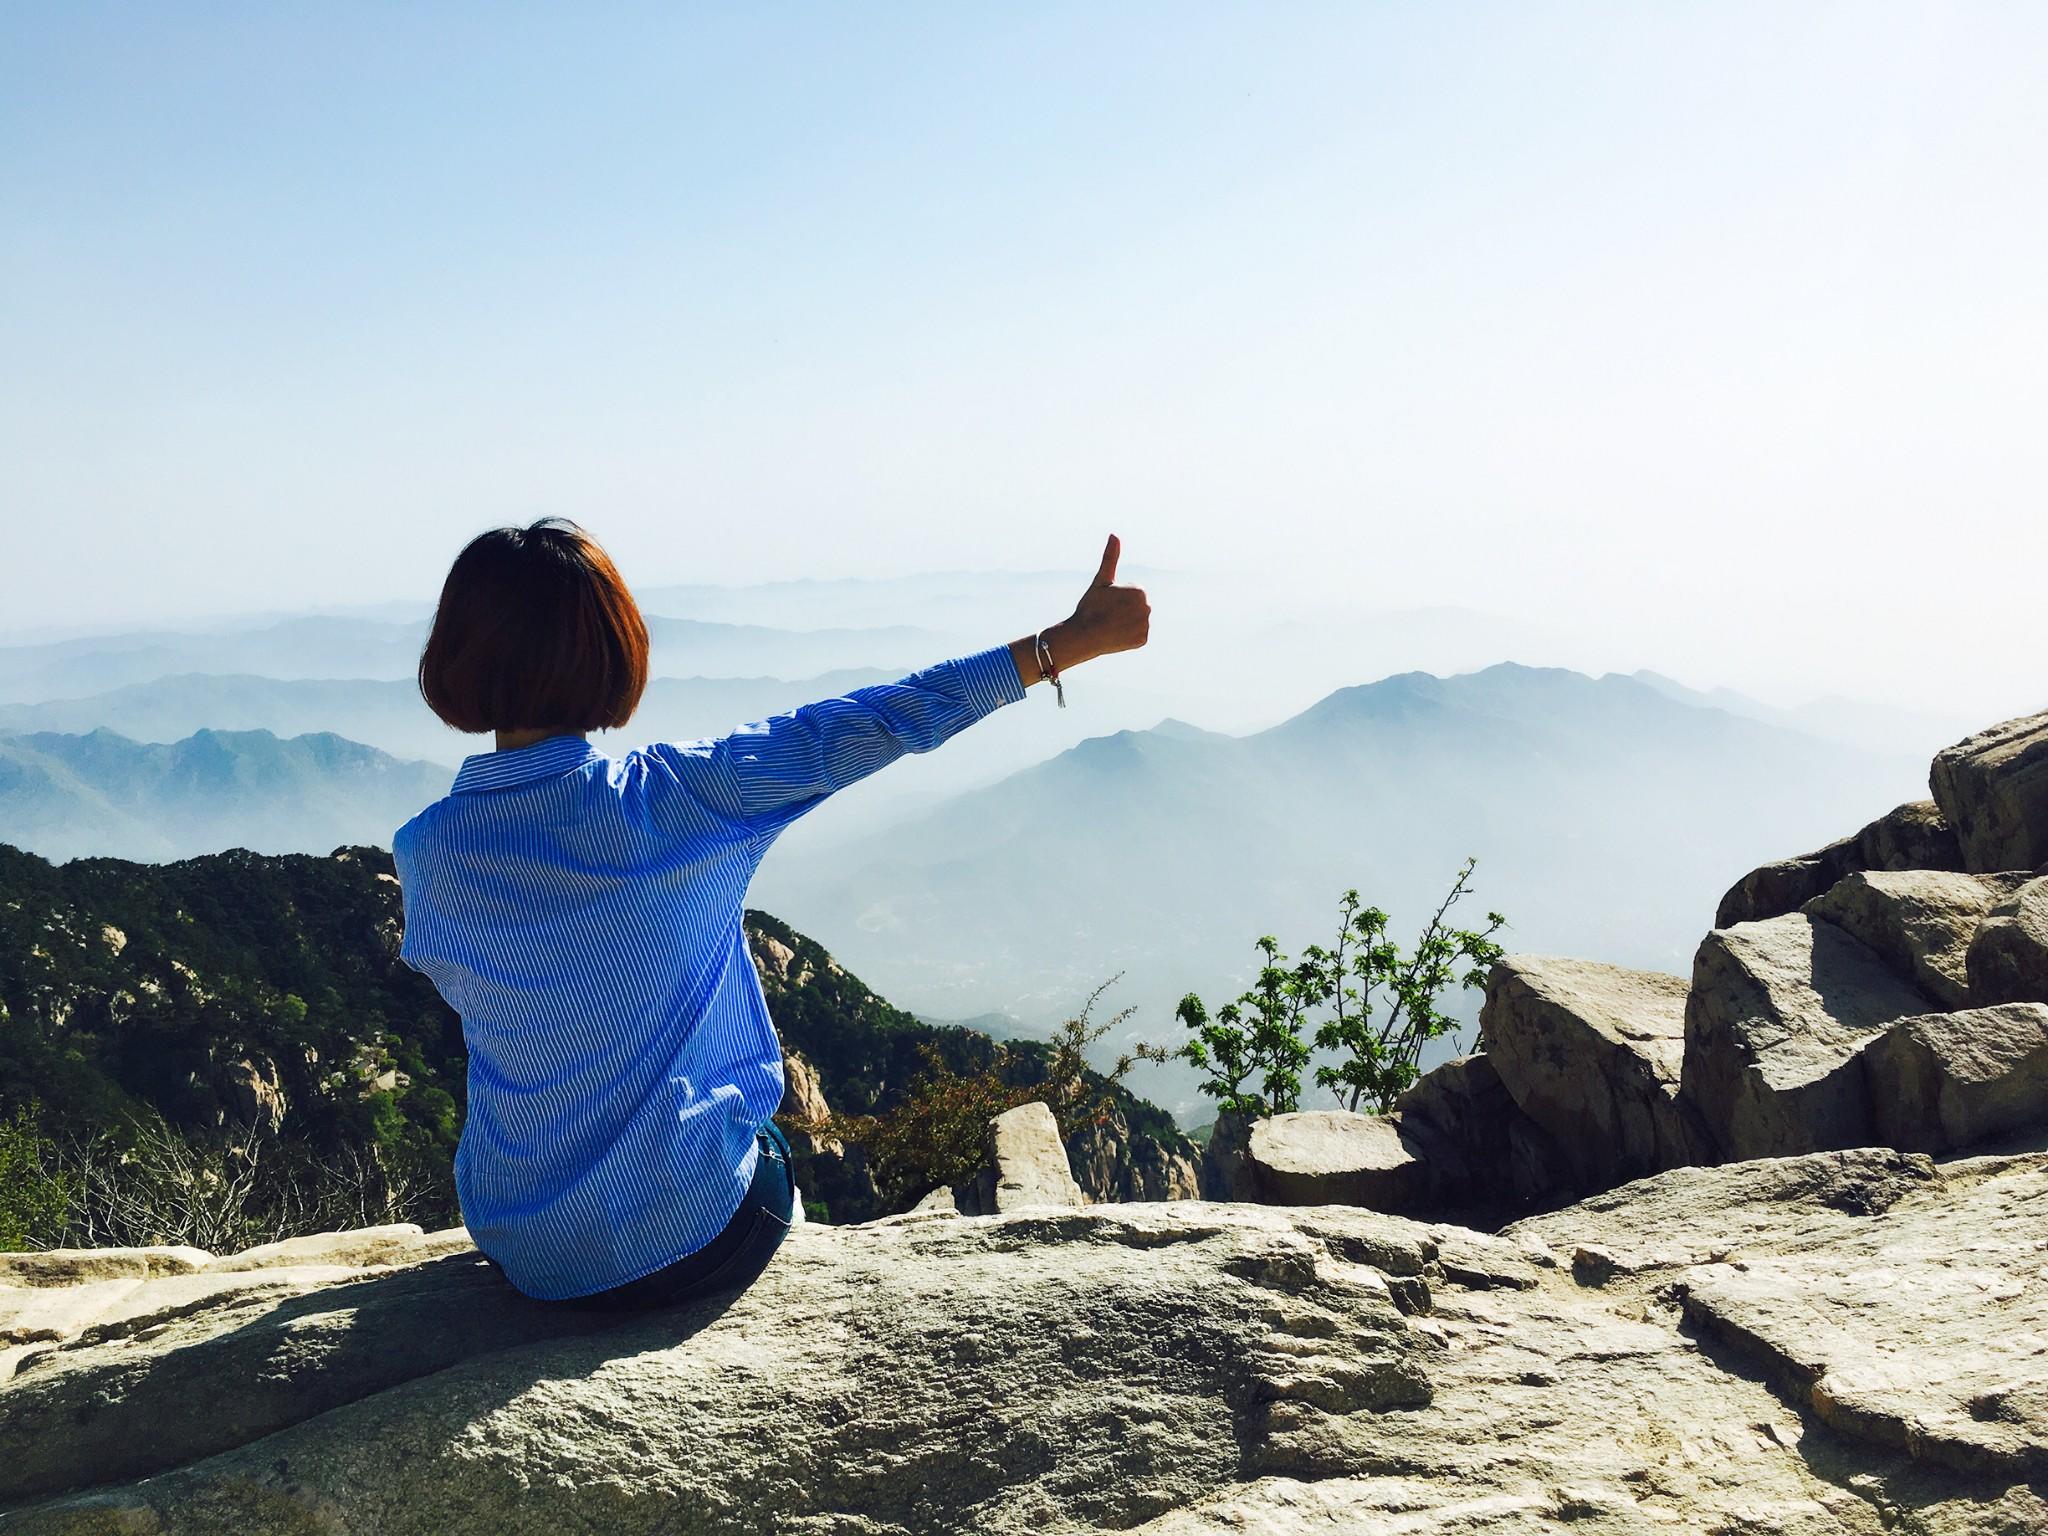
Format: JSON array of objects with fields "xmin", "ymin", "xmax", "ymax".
[
  {"xmin": 0, "ymin": 1104, "xmax": 71, "ymax": 1251},
  {"xmin": 1148, "ymin": 859, "xmax": 1507, "ymax": 1118}
]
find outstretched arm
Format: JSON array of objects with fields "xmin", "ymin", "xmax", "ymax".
[{"xmin": 664, "ymin": 535, "xmax": 1150, "ymax": 840}]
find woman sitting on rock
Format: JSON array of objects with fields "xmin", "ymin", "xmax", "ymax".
[{"xmin": 392, "ymin": 519, "xmax": 1149, "ymax": 1309}]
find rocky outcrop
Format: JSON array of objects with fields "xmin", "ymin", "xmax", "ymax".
[
  {"xmin": 776, "ymin": 1051, "xmax": 881, "ymax": 1223},
  {"xmin": 1715, "ymin": 798, "xmax": 1964, "ymax": 928},
  {"xmin": 1930, "ymin": 709, "xmax": 2048, "ymax": 874},
  {"xmin": 5, "ymin": 1143, "xmax": 2043, "ymax": 1534},
  {"xmin": 1241, "ymin": 1110, "xmax": 1431, "ymax": 1213},
  {"xmin": 1201, "ymin": 708, "xmax": 2048, "ymax": 1225},
  {"xmin": 1681, "ymin": 913, "xmax": 1935, "ymax": 1159},
  {"xmin": 1863, "ymin": 1003, "xmax": 2048, "ymax": 1153},
  {"xmin": 216, "ymin": 1054, "xmax": 287, "ymax": 1134},
  {"xmin": 1804, "ymin": 868, "xmax": 2030, "ymax": 1010},
  {"xmin": 1066, "ymin": 1104, "xmax": 1202, "ymax": 1203},
  {"xmin": 1479, "ymin": 954, "xmax": 1709, "ymax": 1189},
  {"xmin": 1967, "ymin": 874, "xmax": 2048, "ymax": 1006},
  {"xmin": 780, "ymin": 1051, "xmax": 835, "ymax": 1130},
  {"xmin": 1389, "ymin": 1051, "xmax": 1525, "ymax": 1206},
  {"xmin": 982, "ymin": 1100, "xmax": 1086, "ymax": 1212},
  {"xmin": 1512, "ymin": 1144, "xmax": 2048, "ymax": 1482}
]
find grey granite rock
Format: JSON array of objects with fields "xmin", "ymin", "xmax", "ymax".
[
  {"xmin": 1930, "ymin": 711, "xmax": 2048, "ymax": 875},
  {"xmin": 1863, "ymin": 1003, "xmax": 2048, "ymax": 1152},
  {"xmin": 1244, "ymin": 1110, "xmax": 1432, "ymax": 1213},
  {"xmin": 1480, "ymin": 955, "xmax": 1710, "ymax": 1189},
  {"xmin": 6, "ymin": 1177, "xmax": 2039, "ymax": 1534},
  {"xmin": 1715, "ymin": 799, "xmax": 1966, "ymax": 929},
  {"xmin": 1805, "ymin": 869, "xmax": 2030, "ymax": 1011},
  {"xmin": 1967, "ymin": 875, "xmax": 2048, "ymax": 1007},
  {"xmin": 985, "ymin": 1100, "xmax": 1086, "ymax": 1211},
  {"xmin": 1681, "ymin": 914, "xmax": 1935, "ymax": 1159}
]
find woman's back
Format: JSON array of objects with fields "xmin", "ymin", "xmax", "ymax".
[{"xmin": 395, "ymin": 735, "xmax": 782, "ymax": 1300}]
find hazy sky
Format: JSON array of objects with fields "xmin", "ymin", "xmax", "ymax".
[{"xmin": 4, "ymin": 4, "xmax": 2044, "ymax": 713}]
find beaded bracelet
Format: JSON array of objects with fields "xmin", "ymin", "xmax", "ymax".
[{"xmin": 1033, "ymin": 631, "xmax": 1066, "ymax": 708}]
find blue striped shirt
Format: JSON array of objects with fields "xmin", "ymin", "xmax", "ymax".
[{"xmin": 391, "ymin": 645, "xmax": 1025, "ymax": 1299}]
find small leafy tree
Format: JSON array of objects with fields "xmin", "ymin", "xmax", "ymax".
[
  {"xmin": 1146, "ymin": 860, "xmax": 1507, "ymax": 1119},
  {"xmin": 1309, "ymin": 859, "xmax": 1506, "ymax": 1113},
  {"xmin": 1139, "ymin": 937, "xmax": 1318, "ymax": 1118}
]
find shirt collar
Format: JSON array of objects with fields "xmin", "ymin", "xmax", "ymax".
[{"xmin": 451, "ymin": 735, "xmax": 607, "ymax": 795}]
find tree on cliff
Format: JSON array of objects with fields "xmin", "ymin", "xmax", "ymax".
[{"xmin": 1146, "ymin": 860, "xmax": 1506, "ymax": 1117}]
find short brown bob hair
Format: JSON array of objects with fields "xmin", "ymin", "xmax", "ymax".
[{"xmin": 419, "ymin": 518, "xmax": 649, "ymax": 734}]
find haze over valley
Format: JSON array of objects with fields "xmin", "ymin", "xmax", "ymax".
[{"xmin": 3, "ymin": 574, "xmax": 2011, "ymax": 1120}]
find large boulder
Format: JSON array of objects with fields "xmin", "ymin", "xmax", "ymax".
[
  {"xmin": 1804, "ymin": 868, "xmax": 2030, "ymax": 1010},
  {"xmin": 1243, "ymin": 1110, "xmax": 1431, "ymax": 1213},
  {"xmin": 1681, "ymin": 913, "xmax": 1935, "ymax": 1159},
  {"xmin": 1863, "ymin": 1003, "xmax": 2048, "ymax": 1153},
  {"xmin": 981, "ymin": 1101, "xmax": 1086, "ymax": 1212},
  {"xmin": 1197, "ymin": 1110, "xmax": 1257, "ymax": 1201},
  {"xmin": 1389, "ymin": 1051, "xmax": 1520, "ymax": 1207},
  {"xmin": 7, "ymin": 1172, "xmax": 2042, "ymax": 1532},
  {"xmin": 1967, "ymin": 874, "xmax": 2048, "ymax": 1006},
  {"xmin": 1930, "ymin": 710, "xmax": 2048, "ymax": 874},
  {"xmin": 1715, "ymin": 798, "xmax": 1964, "ymax": 928},
  {"xmin": 1479, "ymin": 955, "xmax": 1711, "ymax": 1189}
]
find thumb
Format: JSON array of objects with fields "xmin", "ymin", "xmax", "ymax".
[{"xmin": 1091, "ymin": 533, "xmax": 1121, "ymax": 589}]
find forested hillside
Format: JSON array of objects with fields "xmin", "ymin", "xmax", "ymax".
[{"xmin": 0, "ymin": 842, "xmax": 1186, "ymax": 1239}]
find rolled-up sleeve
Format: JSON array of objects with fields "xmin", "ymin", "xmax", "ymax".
[{"xmin": 662, "ymin": 645, "xmax": 1026, "ymax": 839}]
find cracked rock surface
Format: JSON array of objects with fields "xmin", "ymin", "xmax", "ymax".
[{"xmin": 3, "ymin": 1165, "xmax": 2043, "ymax": 1535}]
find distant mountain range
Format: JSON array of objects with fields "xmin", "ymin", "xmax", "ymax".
[
  {"xmin": 0, "ymin": 728, "xmax": 450, "ymax": 863},
  {"xmin": 0, "ymin": 615, "xmax": 957, "ymax": 703},
  {"xmin": 0, "ymin": 639, "xmax": 1958, "ymax": 1125},
  {"xmin": 0, "ymin": 670, "xmax": 900, "ymax": 769},
  {"xmin": 752, "ymin": 663, "xmax": 1931, "ymax": 1117},
  {"xmin": 1628, "ymin": 670, "xmax": 1979, "ymax": 762}
]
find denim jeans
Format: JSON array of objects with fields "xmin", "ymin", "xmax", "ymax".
[{"xmin": 563, "ymin": 1119, "xmax": 796, "ymax": 1313}]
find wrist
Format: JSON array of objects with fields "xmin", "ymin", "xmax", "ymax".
[{"xmin": 1043, "ymin": 619, "xmax": 1096, "ymax": 669}]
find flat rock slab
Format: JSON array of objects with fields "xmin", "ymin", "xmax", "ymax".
[
  {"xmin": 1865, "ymin": 1003, "xmax": 2048, "ymax": 1153},
  {"xmin": 1480, "ymin": 955, "xmax": 1708, "ymax": 1189},
  {"xmin": 206, "ymin": 1222, "xmax": 429, "ymax": 1272},
  {"xmin": 1806, "ymin": 870, "xmax": 2030, "ymax": 1011},
  {"xmin": 0, "ymin": 1281, "xmax": 144, "ymax": 1345},
  {"xmin": 1930, "ymin": 710, "xmax": 2048, "ymax": 875},
  {"xmin": 4, "ymin": 1195, "xmax": 2038, "ymax": 1533},
  {"xmin": 1682, "ymin": 914, "xmax": 1935, "ymax": 1159},
  {"xmin": 1679, "ymin": 1148, "xmax": 2048, "ymax": 1481},
  {"xmin": 1507, "ymin": 1147, "xmax": 1939, "ymax": 1275},
  {"xmin": 1247, "ymin": 1111, "xmax": 1430, "ymax": 1213},
  {"xmin": 0, "ymin": 1247, "xmax": 211, "ymax": 1287}
]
